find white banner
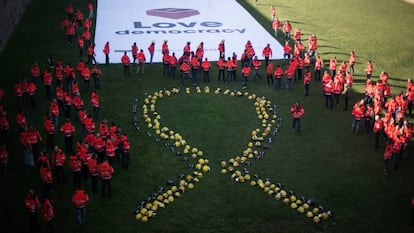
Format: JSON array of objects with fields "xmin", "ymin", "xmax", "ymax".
[{"xmin": 94, "ymin": 0, "xmax": 283, "ymax": 64}]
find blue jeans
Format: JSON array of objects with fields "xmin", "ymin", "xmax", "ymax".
[
  {"xmin": 275, "ymin": 78, "xmax": 281, "ymax": 89},
  {"xmin": 24, "ymin": 148, "xmax": 34, "ymax": 166},
  {"xmin": 76, "ymin": 207, "xmax": 86, "ymax": 225},
  {"xmin": 285, "ymin": 78, "xmax": 292, "ymax": 91},
  {"xmin": 241, "ymin": 76, "xmax": 248, "ymax": 88},
  {"xmin": 352, "ymin": 118, "xmax": 361, "ymax": 133}
]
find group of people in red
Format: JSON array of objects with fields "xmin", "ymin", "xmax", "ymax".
[{"xmin": 9, "ymin": 2, "xmax": 133, "ymax": 231}]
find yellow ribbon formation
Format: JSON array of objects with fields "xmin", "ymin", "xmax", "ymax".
[{"xmin": 133, "ymin": 86, "xmax": 332, "ymax": 224}]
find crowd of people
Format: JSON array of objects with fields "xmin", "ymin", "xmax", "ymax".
[
  {"xmin": 0, "ymin": 1, "xmax": 412, "ymax": 231},
  {"xmin": 0, "ymin": 2, "xmax": 134, "ymax": 231}
]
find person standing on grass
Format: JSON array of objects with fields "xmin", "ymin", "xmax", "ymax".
[
  {"xmin": 270, "ymin": 5, "xmax": 276, "ymax": 21},
  {"xmin": 0, "ymin": 145, "xmax": 9, "ymax": 179},
  {"xmin": 252, "ymin": 56, "xmax": 262, "ymax": 81},
  {"xmin": 91, "ymin": 91, "xmax": 99, "ymax": 121},
  {"xmin": 273, "ymin": 64, "xmax": 283, "ymax": 89},
  {"xmin": 349, "ymin": 51, "xmax": 356, "ymax": 75},
  {"xmin": 303, "ymin": 70, "xmax": 311, "ymax": 96},
  {"xmin": 314, "ymin": 55, "xmax": 323, "ymax": 81},
  {"xmin": 180, "ymin": 59, "xmax": 193, "ymax": 86},
  {"xmin": 283, "ymin": 20, "xmax": 292, "ymax": 41},
  {"xmin": 163, "ymin": 52, "xmax": 171, "ymax": 77},
  {"xmin": 283, "ymin": 41, "xmax": 292, "ymax": 60},
  {"xmin": 352, "ymin": 99, "xmax": 365, "ymax": 134},
  {"xmin": 42, "ymin": 198, "xmax": 55, "ymax": 233},
  {"xmin": 136, "ymin": 49, "xmax": 146, "ymax": 74},
  {"xmin": 272, "ymin": 18, "xmax": 280, "ymax": 37},
  {"xmin": 103, "ymin": 41, "xmax": 110, "ymax": 65},
  {"xmin": 148, "ymin": 41, "xmax": 155, "ymax": 64},
  {"xmin": 266, "ymin": 62, "xmax": 274, "ymax": 86},
  {"xmin": 121, "ymin": 52, "xmax": 130, "ymax": 77},
  {"xmin": 87, "ymin": 43, "xmax": 97, "ymax": 65},
  {"xmin": 241, "ymin": 63, "xmax": 251, "ymax": 90},
  {"xmin": 72, "ymin": 187, "xmax": 89, "ymax": 225},
  {"xmin": 217, "ymin": 56, "xmax": 226, "ymax": 82},
  {"xmin": 201, "ymin": 58, "xmax": 211, "ymax": 83},
  {"xmin": 262, "ymin": 43, "xmax": 272, "ymax": 67},
  {"xmin": 52, "ymin": 146, "xmax": 66, "ymax": 183},
  {"xmin": 329, "ymin": 56, "xmax": 337, "ymax": 79},
  {"xmin": 365, "ymin": 60, "xmax": 374, "ymax": 79},
  {"xmin": 324, "ymin": 79, "xmax": 334, "ymax": 111},
  {"xmin": 98, "ymin": 160, "xmax": 114, "ymax": 197},
  {"xmin": 88, "ymin": 154, "xmax": 99, "ymax": 194},
  {"xmin": 169, "ymin": 52, "xmax": 178, "ymax": 78},
  {"xmin": 25, "ymin": 189, "xmax": 40, "ymax": 230},
  {"xmin": 290, "ymin": 102, "xmax": 305, "ymax": 135}
]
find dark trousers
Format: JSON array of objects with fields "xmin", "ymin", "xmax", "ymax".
[
  {"xmin": 72, "ymin": 170, "xmax": 81, "ymax": 187},
  {"xmin": 218, "ymin": 69, "xmax": 225, "ymax": 81},
  {"xmin": 102, "ymin": 178, "xmax": 111, "ymax": 197},
  {"xmin": 122, "ymin": 153, "xmax": 130, "ymax": 169},
  {"xmin": 91, "ymin": 175, "xmax": 98, "ymax": 194},
  {"xmin": 54, "ymin": 166, "xmax": 65, "ymax": 183}
]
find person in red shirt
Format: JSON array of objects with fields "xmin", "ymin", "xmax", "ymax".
[
  {"xmin": 324, "ymin": 79, "xmax": 334, "ymax": 111},
  {"xmin": 217, "ymin": 56, "xmax": 226, "ymax": 82},
  {"xmin": 25, "ymin": 189, "xmax": 40, "ymax": 230},
  {"xmin": 241, "ymin": 63, "xmax": 251, "ymax": 90},
  {"xmin": 183, "ymin": 41, "xmax": 191, "ymax": 57},
  {"xmin": 162, "ymin": 52, "xmax": 171, "ymax": 77},
  {"xmin": 88, "ymin": 154, "xmax": 99, "ymax": 193},
  {"xmin": 87, "ymin": 1, "xmax": 94, "ymax": 19},
  {"xmin": 43, "ymin": 69, "xmax": 53, "ymax": 101},
  {"xmin": 60, "ymin": 118, "xmax": 75, "ymax": 153},
  {"xmin": 283, "ymin": 41, "xmax": 292, "ymax": 60},
  {"xmin": 121, "ymin": 52, "xmax": 130, "ymax": 77},
  {"xmin": 78, "ymin": 36, "xmax": 84, "ymax": 57},
  {"xmin": 70, "ymin": 153, "xmax": 82, "ymax": 187},
  {"xmin": 201, "ymin": 58, "xmax": 211, "ymax": 83},
  {"xmin": 81, "ymin": 65, "xmax": 91, "ymax": 92},
  {"xmin": 91, "ymin": 91, "xmax": 99, "ymax": 121},
  {"xmin": 52, "ymin": 146, "xmax": 66, "ymax": 183},
  {"xmin": 98, "ymin": 160, "xmax": 114, "ymax": 197},
  {"xmin": 40, "ymin": 162, "xmax": 53, "ymax": 199},
  {"xmin": 72, "ymin": 188, "xmax": 89, "ymax": 225},
  {"xmin": 273, "ymin": 64, "xmax": 283, "ymax": 89},
  {"xmin": 42, "ymin": 198, "xmax": 54, "ymax": 232},
  {"xmin": 252, "ymin": 56, "xmax": 262, "ymax": 81},
  {"xmin": 91, "ymin": 65, "xmax": 102, "ymax": 90},
  {"xmin": 0, "ymin": 145, "xmax": 9, "ymax": 178},
  {"xmin": 266, "ymin": 62, "xmax": 273, "ymax": 86},
  {"xmin": 161, "ymin": 40, "xmax": 169, "ymax": 55},
  {"xmin": 365, "ymin": 60, "xmax": 374, "ymax": 79},
  {"xmin": 103, "ymin": 41, "xmax": 110, "ymax": 65},
  {"xmin": 82, "ymin": 29, "xmax": 91, "ymax": 48},
  {"xmin": 225, "ymin": 57, "xmax": 235, "ymax": 83},
  {"xmin": 218, "ymin": 39, "xmax": 225, "ymax": 58},
  {"xmin": 333, "ymin": 76, "xmax": 343, "ymax": 107},
  {"xmin": 282, "ymin": 20, "xmax": 292, "ymax": 41},
  {"xmin": 294, "ymin": 28, "xmax": 301, "ymax": 43},
  {"xmin": 31, "ymin": 62, "xmax": 41, "ymax": 88},
  {"xmin": 169, "ymin": 52, "xmax": 178, "ymax": 78},
  {"xmin": 290, "ymin": 102, "xmax": 305, "ymax": 135},
  {"xmin": 307, "ymin": 34, "xmax": 318, "ymax": 57},
  {"xmin": 262, "ymin": 44, "xmax": 272, "ymax": 68},
  {"xmin": 270, "ymin": 5, "xmax": 276, "ymax": 20},
  {"xmin": 272, "ymin": 18, "xmax": 281, "ymax": 37},
  {"xmin": 121, "ymin": 139, "xmax": 130, "ymax": 169},
  {"xmin": 87, "ymin": 43, "xmax": 96, "ymax": 65},
  {"xmin": 66, "ymin": 21, "xmax": 75, "ymax": 46},
  {"xmin": 349, "ymin": 51, "xmax": 356, "ymax": 75},
  {"xmin": 191, "ymin": 53, "xmax": 200, "ymax": 83},
  {"xmin": 314, "ymin": 55, "xmax": 323, "ymax": 81},
  {"xmin": 373, "ymin": 115, "xmax": 384, "ymax": 148},
  {"xmin": 352, "ymin": 99, "xmax": 366, "ymax": 134},
  {"xmin": 136, "ymin": 49, "xmax": 146, "ymax": 74},
  {"xmin": 180, "ymin": 59, "xmax": 194, "ymax": 86},
  {"xmin": 329, "ymin": 56, "xmax": 337, "ymax": 78},
  {"xmin": 303, "ymin": 70, "xmax": 311, "ymax": 96},
  {"xmin": 147, "ymin": 41, "xmax": 155, "ymax": 64}
]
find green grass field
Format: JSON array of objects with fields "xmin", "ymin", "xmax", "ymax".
[{"xmin": 1, "ymin": 0, "xmax": 414, "ymax": 232}]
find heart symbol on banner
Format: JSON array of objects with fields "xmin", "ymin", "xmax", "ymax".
[{"xmin": 132, "ymin": 86, "xmax": 332, "ymax": 224}]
